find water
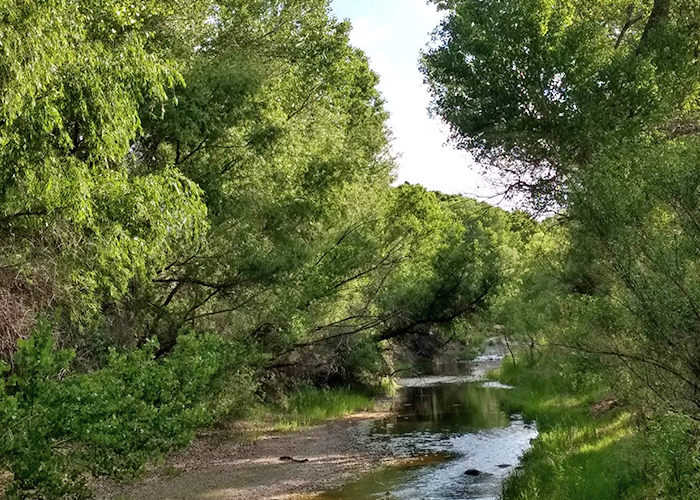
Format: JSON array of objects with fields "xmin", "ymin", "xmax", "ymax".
[{"xmin": 317, "ymin": 350, "xmax": 537, "ymax": 500}]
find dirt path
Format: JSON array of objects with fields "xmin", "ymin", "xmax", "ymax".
[{"xmin": 98, "ymin": 412, "xmax": 394, "ymax": 500}]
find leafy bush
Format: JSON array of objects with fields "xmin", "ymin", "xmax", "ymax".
[
  {"xmin": 647, "ymin": 415, "xmax": 700, "ymax": 499},
  {"xmin": 0, "ymin": 324, "xmax": 256, "ymax": 499}
]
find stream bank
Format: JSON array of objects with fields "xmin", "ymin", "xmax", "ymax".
[
  {"xmin": 102, "ymin": 340, "xmax": 533, "ymax": 500},
  {"xmin": 98, "ymin": 410, "xmax": 397, "ymax": 500},
  {"xmin": 316, "ymin": 341, "xmax": 537, "ymax": 500}
]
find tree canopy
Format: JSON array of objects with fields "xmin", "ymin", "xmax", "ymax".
[
  {"xmin": 0, "ymin": 1, "xmax": 542, "ymax": 497},
  {"xmin": 423, "ymin": 0, "xmax": 700, "ymax": 206},
  {"xmin": 424, "ymin": 0, "xmax": 700, "ymax": 423}
]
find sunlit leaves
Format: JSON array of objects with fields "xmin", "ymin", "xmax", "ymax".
[
  {"xmin": 422, "ymin": 0, "xmax": 700, "ymax": 205},
  {"xmin": 0, "ymin": 0, "xmax": 208, "ymax": 314}
]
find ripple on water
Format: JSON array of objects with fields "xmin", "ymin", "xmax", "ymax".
[
  {"xmin": 391, "ymin": 419, "xmax": 537, "ymax": 500},
  {"xmin": 319, "ymin": 381, "xmax": 537, "ymax": 500}
]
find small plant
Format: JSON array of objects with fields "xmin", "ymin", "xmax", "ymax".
[{"xmin": 161, "ymin": 466, "xmax": 185, "ymax": 478}]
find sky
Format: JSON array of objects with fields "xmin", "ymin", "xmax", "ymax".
[{"xmin": 330, "ymin": 0, "xmax": 500, "ymax": 203}]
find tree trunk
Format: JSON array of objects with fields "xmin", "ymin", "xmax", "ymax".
[{"xmin": 639, "ymin": 0, "xmax": 672, "ymax": 48}]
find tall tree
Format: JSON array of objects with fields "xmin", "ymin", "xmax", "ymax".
[
  {"xmin": 422, "ymin": 0, "xmax": 700, "ymax": 207},
  {"xmin": 422, "ymin": 0, "xmax": 700, "ymax": 415},
  {"xmin": 0, "ymin": 0, "xmax": 212, "ymax": 355}
]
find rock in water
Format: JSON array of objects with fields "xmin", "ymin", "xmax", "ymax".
[
  {"xmin": 497, "ymin": 464, "xmax": 512, "ymax": 469},
  {"xmin": 464, "ymin": 469, "xmax": 480, "ymax": 476}
]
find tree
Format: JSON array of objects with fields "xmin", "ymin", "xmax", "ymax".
[
  {"xmin": 0, "ymin": 0, "xmax": 211, "ymax": 355},
  {"xmin": 422, "ymin": 0, "xmax": 700, "ymax": 207},
  {"xmin": 423, "ymin": 0, "xmax": 700, "ymax": 416}
]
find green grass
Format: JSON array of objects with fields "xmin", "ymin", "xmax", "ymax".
[
  {"xmin": 496, "ymin": 356, "xmax": 653, "ymax": 500},
  {"xmin": 260, "ymin": 386, "xmax": 375, "ymax": 431}
]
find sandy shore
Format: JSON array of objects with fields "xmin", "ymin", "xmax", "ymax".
[
  {"xmin": 97, "ymin": 411, "xmax": 394, "ymax": 500},
  {"xmin": 97, "ymin": 342, "xmax": 506, "ymax": 500}
]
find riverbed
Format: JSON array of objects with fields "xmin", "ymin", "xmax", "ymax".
[
  {"xmin": 316, "ymin": 346, "xmax": 538, "ymax": 500},
  {"xmin": 102, "ymin": 343, "xmax": 535, "ymax": 500}
]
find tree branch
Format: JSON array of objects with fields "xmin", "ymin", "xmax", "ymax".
[
  {"xmin": 615, "ymin": 4, "xmax": 644, "ymax": 49},
  {"xmin": 639, "ymin": 0, "xmax": 672, "ymax": 48}
]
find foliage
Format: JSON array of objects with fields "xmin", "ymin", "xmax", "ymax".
[
  {"xmin": 0, "ymin": 0, "xmax": 545, "ymax": 496},
  {"xmin": 0, "ymin": 0, "xmax": 209, "ymax": 353},
  {"xmin": 423, "ymin": 0, "xmax": 700, "ymax": 206},
  {"xmin": 11, "ymin": 0, "xmax": 700, "ymax": 496},
  {"xmin": 499, "ymin": 351, "xmax": 700, "ymax": 500},
  {"xmin": 268, "ymin": 386, "xmax": 374, "ymax": 431},
  {"xmin": 0, "ymin": 323, "xmax": 255, "ymax": 499},
  {"xmin": 424, "ymin": 0, "xmax": 700, "ymax": 434}
]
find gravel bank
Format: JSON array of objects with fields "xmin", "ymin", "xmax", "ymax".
[{"xmin": 98, "ymin": 411, "xmax": 394, "ymax": 500}]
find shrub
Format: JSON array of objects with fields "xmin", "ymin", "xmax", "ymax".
[
  {"xmin": 647, "ymin": 415, "xmax": 700, "ymax": 499},
  {"xmin": 0, "ymin": 323, "xmax": 257, "ymax": 499}
]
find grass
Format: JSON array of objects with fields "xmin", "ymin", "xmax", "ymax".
[
  {"xmin": 495, "ymin": 355, "xmax": 653, "ymax": 500},
  {"xmin": 255, "ymin": 386, "xmax": 376, "ymax": 431}
]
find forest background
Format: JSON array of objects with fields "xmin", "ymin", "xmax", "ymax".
[{"xmin": 2, "ymin": 0, "xmax": 700, "ymax": 499}]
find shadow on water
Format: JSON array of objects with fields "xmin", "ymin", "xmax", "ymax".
[
  {"xmin": 315, "ymin": 381, "xmax": 537, "ymax": 500},
  {"xmin": 385, "ymin": 384, "xmax": 510, "ymax": 433}
]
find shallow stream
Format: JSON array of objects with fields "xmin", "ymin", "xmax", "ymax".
[{"xmin": 317, "ymin": 350, "xmax": 538, "ymax": 500}]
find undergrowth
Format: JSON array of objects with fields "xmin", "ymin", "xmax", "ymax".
[
  {"xmin": 265, "ymin": 386, "xmax": 375, "ymax": 431},
  {"xmin": 498, "ymin": 351, "xmax": 700, "ymax": 500},
  {"xmin": 0, "ymin": 324, "xmax": 257, "ymax": 499}
]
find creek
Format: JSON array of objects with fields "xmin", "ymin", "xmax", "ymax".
[{"xmin": 316, "ymin": 347, "xmax": 538, "ymax": 500}]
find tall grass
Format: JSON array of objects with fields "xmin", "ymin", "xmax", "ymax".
[
  {"xmin": 496, "ymin": 352, "xmax": 699, "ymax": 500},
  {"xmin": 268, "ymin": 386, "xmax": 375, "ymax": 431}
]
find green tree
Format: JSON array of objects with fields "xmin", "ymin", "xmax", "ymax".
[
  {"xmin": 422, "ymin": 0, "xmax": 700, "ymax": 206},
  {"xmin": 0, "ymin": 0, "xmax": 210, "ymax": 354},
  {"xmin": 423, "ymin": 0, "xmax": 700, "ymax": 416}
]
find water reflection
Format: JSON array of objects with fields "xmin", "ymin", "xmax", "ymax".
[
  {"xmin": 383, "ymin": 384, "xmax": 510, "ymax": 433},
  {"xmin": 317, "ymin": 381, "xmax": 537, "ymax": 500}
]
